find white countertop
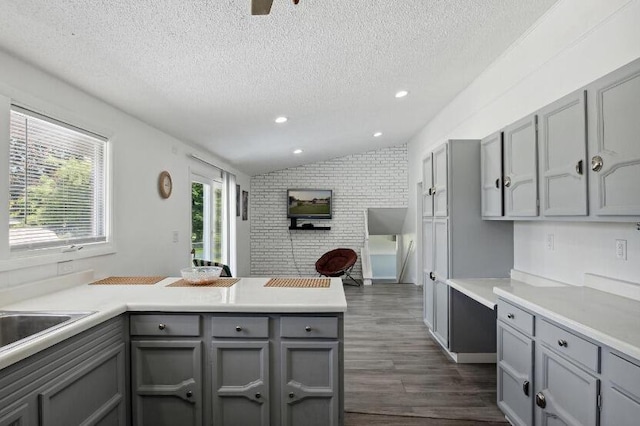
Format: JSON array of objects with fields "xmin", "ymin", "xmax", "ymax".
[{"xmin": 0, "ymin": 276, "xmax": 347, "ymax": 370}]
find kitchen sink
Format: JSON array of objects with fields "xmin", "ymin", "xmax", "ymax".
[{"xmin": 0, "ymin": 311, "xmax": 94, "ymax": 353}]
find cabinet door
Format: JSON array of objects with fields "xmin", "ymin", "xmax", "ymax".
[
  {"xmin": 40, "ymin": 343, "xmax": 126, "ymax": 426},
  {"xmin": 481, "ymin": 132, "xmax": 504, "ymax": 217},
  {"xmin": 602, "ymin": 352, "xmax": 640, "ymax": 426},
  {"xmin": 589, "ymin": 62, "xmax": 640, "ymax": 216},
  {"xmin": 497, "ymin": 323, "xmax": 533, "ymax": 426},
  {"xmin": 535, "ymin": 345, "xmax": 599, "ymax": 426},
  {"xmin": 433, "ymin": 219, "xmax": 448, "ymax": 281},
  {"xmin": 0, "ymin": 403, "xmax": 28, "ymax": 426},
  {"xmin": 539, "ymin": 90, "xmax": 588, "ymax": 216},
  {"xmin": 281, "ymin": 341, "xmax": 339, "ymax": 426},
  {"xmin": 422, "ymin": 218, "xmax": 434, "ymax": 329},
  {"xmin": 212, "ymin": 341, "xmax": 269, "ymax": 426},
  {"xmin": 504, "ymin": 115, "xmax": 539, "ymax": 217},
  {"xmin": 423, "ymin": 154, "xmax": 434, "ymax": 217},
  {"xmin": 433, "ymin": 144, "xmax": 448, "ymax": 217},
  {"xmin": 433, "ymin": 280, "xmax": 449, "ymax": 348},
  {"xmin": 131, "ymin": 340, "xmax": 202, "ymax": 426}
]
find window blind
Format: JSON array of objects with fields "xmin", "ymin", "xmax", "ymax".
[{"xmin": 9, "ymin": 107, "xmax": 107, "ymax": 250}]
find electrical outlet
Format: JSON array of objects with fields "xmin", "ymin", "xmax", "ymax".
[
  {"xmin": 57, "ymin": 260, "xmax": 74, "ymax": 275},
  {"xmin": 172, "ymin": 231, "xmax": 179, "ymax": 243},
  {"xmin": 616, "ymin": 239, "xmax": 627, "ymax": 260},
  {"xmin": 546, "ymin": 234, "xmax": 555, "ymax": 251}
]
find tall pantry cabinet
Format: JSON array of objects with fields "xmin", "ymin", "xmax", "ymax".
[{"xmin": 422, "ymin": 140, "xmax": 514, "ymax": 361}]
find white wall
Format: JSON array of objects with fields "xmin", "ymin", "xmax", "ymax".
[
  {"xmin": 404, "ymin": 0, "xmax": 640, "ymax": 286},
  {"xmin": 250, "ymin": 145, "xmax": 408, "ymax": 278},
  {"xmin": 0, "ymin": 50, "xmax": 251, "ymax": 287}
]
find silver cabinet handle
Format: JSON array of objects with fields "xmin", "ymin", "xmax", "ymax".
[
  {"xmin": 429, "ymin": 272, "xmax": 435, "ymax": 281},
  {"xmin": 507, "ymin": 313, "xmax": 514, "ymax": 319},
  {"xmin": 504, "ymin": 176, "xmax": 512, "ymax": 188},
  {"xmin": 428, "ymin": 187, "xmax": 433, "ymax": 196},
  {"xmin": 235, "ymin": 325, "xmax": 243, "ymax": 332},
  {"xmin": 535, "ymin": 392, "xmax": 546, "ymax": 409},
  {"xmin": 158, "ymin": 323, "xmax": 166, "ymax": 330},
  {"xmin": 305, "ymin": 326, "xmax": 312, "ymax": 332},
  {"xmin": 495, "ymin": 178, "xmax": 500, "ymax": 189},
  {"xmin": 576, "ymin": 160, "xmax": 584, "ymax": 175},
  {"xmin": 558, "ymin": 339, "xmax": 568, "ymax": 347},
  {"xmin": 522, "ymin": 380, "xmax": 529, "ymax": 396},
  {"xmin": 591, "ymin": 155, "xmax": 603, "ymax": 172},
  {"xmin": 431, "ymin": 186, "xmax": 436, "ymax": 195}
]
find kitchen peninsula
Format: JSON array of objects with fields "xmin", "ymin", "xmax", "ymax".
[{"xmin": 0, "ymin": 271, "xmax": 347, "ymax": 426}]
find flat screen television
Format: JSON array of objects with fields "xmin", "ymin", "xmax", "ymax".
[{"xmin": 287, "ymin": 189, "xmax": 332, "ymax": 219}]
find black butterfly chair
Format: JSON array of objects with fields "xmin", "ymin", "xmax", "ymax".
[
  {"xmin": 192, "ymin": 258, "xmax": 232, "ymax": 277},
  {"xmin": 315, "ymin": 248, "xmax": 360, "ymax": 286}
]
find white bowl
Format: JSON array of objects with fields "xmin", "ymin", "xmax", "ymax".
[{"xmin": 180, "ymin": 266, "xmax": 223, "ymax": 285}]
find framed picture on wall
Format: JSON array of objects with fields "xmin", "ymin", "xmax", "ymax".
[
  {"xmin": 236, "ymin": 184, "xmax": 241, "ymax": 217},
  {"xmin": 242, "ymin": 190, "xmax": 248, "ymax": 221}
]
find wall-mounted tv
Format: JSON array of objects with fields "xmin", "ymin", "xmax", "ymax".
[{"xmin": 287, "ymin": 189, "xmax": 332, "ymax": 219}]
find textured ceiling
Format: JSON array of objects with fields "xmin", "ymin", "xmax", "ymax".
[{"xmin": 0, "ymin": 0, "xmax": 557, "ymax": 175}]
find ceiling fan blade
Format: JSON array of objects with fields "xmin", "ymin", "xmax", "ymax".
[{"xmin": 251, "ymin": 0, "xmax": 274, "ymax": 15}]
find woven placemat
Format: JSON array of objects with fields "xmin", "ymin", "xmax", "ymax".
[
  {"xmin": 264, "ymin": 278, "xmax": 330, "ymax": 288},
  {"xmin": 90, "ymin": 276, "xmax": 166, "ymax": 285},
  {"xmin": 167, "ymin": 278, "xmax": 240, "ymax": 287}
]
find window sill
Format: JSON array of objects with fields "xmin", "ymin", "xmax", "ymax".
[{"xmin": 0, "ymin": 244, "xmax": 116, "ymax": 272}]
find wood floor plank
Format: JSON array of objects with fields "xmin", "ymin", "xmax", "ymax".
[{"xmin": 343, "ymin": 283, "xmax": 507, "ymax": 425}]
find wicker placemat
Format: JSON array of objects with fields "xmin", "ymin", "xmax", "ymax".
[
  {"xmin": 264, "ymin": 278, "xmax": 330, "ymax": 288},
  {"xmin": 90, "ymin": 276, "xmax": 166, "ymax": 285},
  {"xmin": 167, "ymin": 278, "xmax": 240, "ymax": 287}
]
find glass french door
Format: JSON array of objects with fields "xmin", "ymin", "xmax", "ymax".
[{"xmin": 191, "ymin": 175, "xmax": 224, "ymax": 263}]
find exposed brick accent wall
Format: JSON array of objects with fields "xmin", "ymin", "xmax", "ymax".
[{"xmin": 250, "ymin": 145, "xmax": 408, "ymax": 278}]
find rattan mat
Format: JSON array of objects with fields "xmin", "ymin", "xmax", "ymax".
[
  {"xmin": 264, "ymin": 278, "xmax": 330, "ymax": 288},
  {"xmin": 167, "ymin": 278, "xmax": 240, "ymax": 287},
  {"xmin": 90, "ymin": 276, "xmax": 166, "ymax": 285}
]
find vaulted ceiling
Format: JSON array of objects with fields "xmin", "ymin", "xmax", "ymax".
[{"xmin": 0, "ymin": 0, "xmax": 557, "ymax": 175}]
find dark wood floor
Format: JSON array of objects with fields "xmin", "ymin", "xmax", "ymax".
[{"xmin": 343, "ymin": 283, "xmax": 507, "ymax": 425}]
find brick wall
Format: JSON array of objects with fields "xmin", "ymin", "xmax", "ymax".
[{"xmin": 250, "ymin": 145, "xmax": 408, "ymax": 278}]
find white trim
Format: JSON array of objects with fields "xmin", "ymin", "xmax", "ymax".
[
  {"xmin": 585, "ymin": 273, "xmax": 640, "ymax": 302},
  {"xmin": 0, "ymin": 269, "xmax": 94, "ymax": 305},
  {"xmin": 510, "ymin": 269, "xmax": 573, "ymax": 287}
]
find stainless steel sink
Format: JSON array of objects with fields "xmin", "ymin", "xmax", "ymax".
[{"xmin": 0, "ymin": 311, "xmax": 94, "ymax": 353}]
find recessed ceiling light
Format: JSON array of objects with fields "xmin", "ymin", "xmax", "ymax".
[
  {"xmin": 395, "ymin": 90, "xmax": 409, "ymax": 98},
  {"xmin": 293, "ymin": 149, "xmax": 303, "ymax": 154},
  {"xmin": 373, "ymin": 132, "xmax": 383, "ymax": 137},
  {"xmin": 275, "ymin": 116, "xmax": 288, "ymax": 124}
]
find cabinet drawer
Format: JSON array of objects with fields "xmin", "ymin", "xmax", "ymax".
[
  {"xmin": 130, "ymin": 314, "xmax": 201, "ymax": 336},
  {"xmin": 212, "ymin": 316, "xmax": 269, "ymax": 338},
  {"xmin": 280, "ymin": 317, "xmax": 338, "ymax": 338},
  {"xmin": 497, "ymin": 299, "xmax": 534, "ymax": 336},
  {"xmin": 606, "ymin": 353, "xmax": 640, "ymax": 400},
  {"xmin": 538, "ymin": 319, "xmax": 600, "ymax": 372}
]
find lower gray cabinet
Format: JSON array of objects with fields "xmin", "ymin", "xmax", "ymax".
[
  {"xmin": 433, "ymin": 281, "xmax": 449, "ymax": 347},
  {"xmin": 602, "ymin": 352, "xmax": 640, "ymax": 426},
  {"xmin": 131, "ymin": 340, "xmax": 202, "ymax": 426},
  {"xmin": 281, "ymin": 341, "xmax": 340, "ymax": 426},
  {"xmin": 211, "ymin": 341, "xmax": 269, "ymax": 426},
  {"xmin": 497, "ymin": 322, "xmax": 533, "ymax": 426},
  {"xmin": 0, "ymin": 402, "xmax": 28, "ymax": 426}
]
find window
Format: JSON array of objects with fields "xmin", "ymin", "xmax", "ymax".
[
  {"xmin": 9, "ymin": 106, "xmax": 107, "ymax": 251},
  {"xmin": 191, "ymin": 177, "xmax": 224, "ymax": 263}
]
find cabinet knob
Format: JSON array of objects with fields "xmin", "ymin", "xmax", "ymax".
[
  {"xmin": 575, "ymin": 159, "xmax": 584, "ymax": 175},
  {"xmin": 255, "ymin": 392, "xmax": 261, "ymax": 399},
  {"xmin": 235, "ymin": 326, "xmax": 243, "ymax": 332},
  {"xmin": 507, "ymin": 313, "xmax": 514, "ymax": 319},
  {"xmin": 557, "ymin": 339, "xmax": 568, "ymax": 348},
  {"xmin": 535, "ymin": 392, "xmax": 546, "ymax": 409},
  {"xmin": 288, "ymin": 392, "xmax": 295, "ymax": 398},
  {"xmin": 186, "ymin": 390, "xmax": 193, "ymax": 398},
  {"xmin": 495, "ymin": 178, "xmax": 500, "ymax": 189},
  {"xmin": 504, "ymin": 176, "xmax": 512, "ymax": 188},
  {"xmin": 591, "ymin": 155, "xmax": 603, "ymax": 172},
  {"xmin": 305, "ymin": 326, "xmax": 312, "ymax": 332},
  {"xmin": 158, "ymin": 323, "xmax": 166, "ymax": 330},
  {"xmin": 522, "ymin": 380, "xmax": 529, "ymax": 396}
]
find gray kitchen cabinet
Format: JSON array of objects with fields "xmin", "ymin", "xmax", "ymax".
[
  {"xmin": 423, "ymin": 155, "xmax": 434, "ymax": 217},
  {"xmin": 0, "ymin": 316, "xmax": 127, "ymax": 426},
  {"xmin": 211, "ymin": 316, "xmax": 270, "ymax": 426},
  {"xmin": 420, "ymin": 140, "xmax": 513, "ymax": 361},
  {"xmin": 587, "ymin": 59, "xmax": 640, "ymax": 217},
  {"xmin": 538, "ymin": 90, "xmax": 588, "ymax": 217},
  {"xmin": 535, "ymin": 345, "xmax": 599, "ymax": 426},
  {"xmin": 602, "ymin": 351, "xmax": 640, "ymax": 426},
  {"xmin": 503, "ymin": 115, "xmax": 539, "ymax": 217},
  {"xmin": 497, "ymin": 321, "xmax": 533, "ymax": 426},
  {"xmin": 480, "ymin": 131, "xmax": 504, "ymax": 218}
]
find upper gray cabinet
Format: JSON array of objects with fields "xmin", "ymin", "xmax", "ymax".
[
  {"xmin": 432, "ymin": 144, "xmax": 449, "ymax": 217},
  {"xmin": 503, "ymin": 115, "xmax": 539, "ymax": 218},
  {"xmin": 588, "ymin": 60, "xmax": 640, "ymax": 217},
  {"xmin": 480, "ymin": 132, "xmax": 504, "ymax": 217},
  {"xmin": 538, "ymin": 90, "xmax": 588, "ymax": 216}
]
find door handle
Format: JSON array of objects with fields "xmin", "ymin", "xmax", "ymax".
[
  {"xmin": 575, "ymin": 160, "xmax": 583, "ymax": 175},
  {"xmin": 495, "ymin": 178, "xmax": 500, "ymax": 189},
  {"xmin": 591, "ymin": 155, "xmax": 603, "ymax": 172},
  {"xmin": 504, "ymin": 176, "xmax": 512, "ymax": 188},
  {"xmin": 535, "ymin": 392, "xmax": 546, "ymax": 409},
  {"xmin": 429, "ymin": 272, "xmax": 435, "ymax": 281},
  {"xmin": 522, "ymin": 380, "xmax": 529, "ymax": 396}
]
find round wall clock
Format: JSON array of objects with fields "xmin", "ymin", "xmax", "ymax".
[{"xmin": 158, "ymin": 171, "xmax": 173, "ymax": 199}]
